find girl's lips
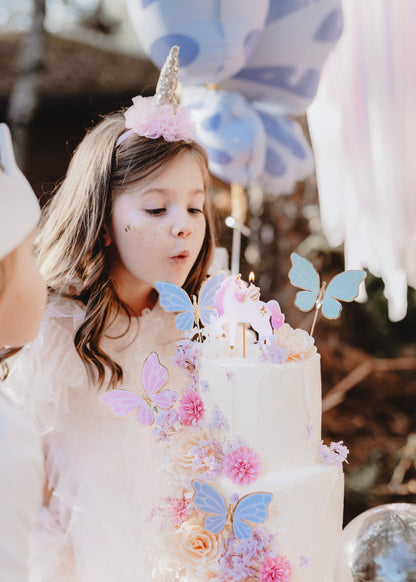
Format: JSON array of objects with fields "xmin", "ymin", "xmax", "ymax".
[{"xmin": 170, "ymin": 250, "xmax": 190, "ymax": 263}]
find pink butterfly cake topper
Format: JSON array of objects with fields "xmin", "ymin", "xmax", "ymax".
[{"xmin": 100, "ymin": 351, "xmax": 176, "ymax": 426}]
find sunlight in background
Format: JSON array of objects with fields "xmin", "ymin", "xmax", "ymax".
[
  {"xmin": 1, "ymin": 0, "xmax": 100, "ymax": 32},
  {"xmin": 0, "ymin": 0, "xmax": 144, "ymax": 55}
]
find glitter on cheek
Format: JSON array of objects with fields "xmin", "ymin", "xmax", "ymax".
[
  {"xmin": 153, "ymin": 229, "xmax": 162, "ymax": 237},
  {"xmin": 124, "ymin": 223, "xmax": 145, "ymax": 239}
]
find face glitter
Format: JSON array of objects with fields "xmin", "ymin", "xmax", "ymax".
[{"xmin": 124, "ymin": 224, "xmax": 144, "ymax": 239}]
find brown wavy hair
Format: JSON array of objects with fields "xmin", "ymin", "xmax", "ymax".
[{"xmin": 3, "ymin": 113, "xmax": 215, "ymax": 388}]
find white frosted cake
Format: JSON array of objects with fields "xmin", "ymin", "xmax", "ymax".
[
  {"xmin": 198, "ymin": 342, "xmax": 344, "ymax": 582},
  {"xmin": 150, "ymin": 272, "xmax": 348, "ymax": 582}
]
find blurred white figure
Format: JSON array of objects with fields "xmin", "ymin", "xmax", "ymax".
[{"xmin": 0, "ymin": 123, "xmax": 45, "ymax": 581}]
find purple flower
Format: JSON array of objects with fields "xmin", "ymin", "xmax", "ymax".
[
  {"xmin": 189, "ymin": 438, "xmax": 222, "ymax": 479},
  {"xmin": 318, "ymin": 440, "xmax": 349, "ymax": 468},
  {"xmin": 259, "ymin": 339, "xmax": 290, "ymax": 365},
  {"xmin": 172, "ymin": 339, "xmax": 201, "ymax": 380},
  {"xmin": 225, "ymin": 369, "xmax": 235, "ymax": 382},
  {"xmin": 200, "ymin": 380, "xmax": 210, "ymax": 393},
  {"xmin": 299, "ymin": 555, "xmax": 312, "ymax": 568},
  {"xmin": 208, "ymin": 405, "xmax": 229, "ymax": 430},
  {"xmin": 218, "ymin": 529, "xmax": 275, "ymax": 581}
]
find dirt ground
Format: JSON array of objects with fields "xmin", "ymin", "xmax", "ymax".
[{"xmin": 320, "ymin": 333, "xmax": 416, "ymax": 525}]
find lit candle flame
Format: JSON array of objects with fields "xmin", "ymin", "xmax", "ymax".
[{"xmin": 249, "ymin": 271, "xmax": 255, "ymax": 284}]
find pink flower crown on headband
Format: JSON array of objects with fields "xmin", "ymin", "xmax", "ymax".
[{"xmin": 117, "ymin": 46, "xmax": 195, "ymax": 146}]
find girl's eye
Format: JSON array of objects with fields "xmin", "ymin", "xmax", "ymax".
[
  {"xmin": 188, "ymin": 208, "xmax": 204, "ymax": 214},
  {"xmin": 146, "ymin": 208, "xmax": 166, "ymax": 215}
]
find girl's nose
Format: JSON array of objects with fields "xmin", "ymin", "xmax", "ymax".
[
  {"xmin": 171, "ymin": 211, "xmax": 192, "ymax": 238},
  {"xmin": 171, "ymin": 223, "xmax": 192, "ymax": 238}
]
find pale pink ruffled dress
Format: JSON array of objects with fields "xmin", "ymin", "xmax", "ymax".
[{"xmin": 1, "ymin": 294, "xmax": 187, "ymax": 582}]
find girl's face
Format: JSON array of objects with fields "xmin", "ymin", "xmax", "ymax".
[
  {"xmin": 0, "ymin": 228, "xmax": 46, "ymax": 347},
  {"xmin": 110, "ymin": 152, "xmax": 207, "ymax": 313}
]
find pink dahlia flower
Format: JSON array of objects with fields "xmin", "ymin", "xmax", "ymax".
[
  {"xmin": 178, "ymin": 390, "xmax": 205, "ymax": 425},
  {"xmin": 260, "ymin": 554, "xmax": 292, "ymax": 582},
  {"xmin": 169, "ymin": 495, "xmax": 190, "ymax": 527},
  {"xmin": 223, "ymin": 446, "xmax": 262, "ymax": 485}
]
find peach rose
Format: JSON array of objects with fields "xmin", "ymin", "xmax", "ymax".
[
  {"xmin": 275, "ymin": 323, "xmax": 317, "ymax": 361},
  {"xmin": 170, "ymin": 429, "xmax": 215, "ymax": 474},
  {"xmin": 176, "ymin": 517, "xmax": 222, "ymax": 569}
]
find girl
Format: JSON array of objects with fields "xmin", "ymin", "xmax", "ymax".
[
  {"xmin": 0, "ymin": 123, "xmax": 45, "ymax": 581},
  {"xmin": 1, "ymin": 48, "xmax": 215, "ymax": 581}
]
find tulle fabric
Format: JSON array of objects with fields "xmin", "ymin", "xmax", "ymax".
[
  {"xmin": 0, "ymin": 394, "xmax": 43, "ymax": 581},
  {"xmin": 2, "ymin": 294, "xmax": 187, "ymax": 582}
]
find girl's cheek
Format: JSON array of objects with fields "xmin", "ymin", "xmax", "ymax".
[{"xmin": 123, "ymin": 222, "xmax": 145, "ymax": 239}]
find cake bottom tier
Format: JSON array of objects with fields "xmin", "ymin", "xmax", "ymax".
[{"xmin": 220, "ymin": 463, "xmax": 344, "ymax": 582}]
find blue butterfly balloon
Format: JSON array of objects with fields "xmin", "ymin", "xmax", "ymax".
[
  {"xmin": 289, "ymin": 253, "xmax": 366, "ymax": 324},
  {"xmin": 192, "ymin": 479, "xmax": 272, "ymax": 539},
  {"xmin": 155, "ymin": 271, "xmax": 226, "ymax": 332}
]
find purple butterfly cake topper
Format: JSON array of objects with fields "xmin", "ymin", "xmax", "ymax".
[{"xmin": 100, "ymin": 351, "xmax": 176, "ymax": 426}]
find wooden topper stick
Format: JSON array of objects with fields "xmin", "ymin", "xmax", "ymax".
[{"xmin": 310, "ymin": 282, "xmax": 326, "ymax": 336}]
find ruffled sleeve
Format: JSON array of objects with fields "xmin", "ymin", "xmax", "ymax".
[
  {"xmin": 1, "ymin": 296, "xmax": 89, "ymax": 581},
  {"xmin": 2, "ymin": 295, "xmax": 88, "ymax": 436}
]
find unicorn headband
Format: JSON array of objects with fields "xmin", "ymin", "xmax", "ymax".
[{"xmin": 117, "ymin": 46, "xmax": 195, "ymax": 146}]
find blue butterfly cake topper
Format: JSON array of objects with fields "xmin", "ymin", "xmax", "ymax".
[
  {"xmin": 289, "ymin": 252, "xmax": 366, "ymax": 335},
  {"xmin": 192, "ymin": 480, "xmax": 272, "ymax": 540},
  {"xmin": 155, "ymin": 271, "xmax": 227, "ymax": 333}
]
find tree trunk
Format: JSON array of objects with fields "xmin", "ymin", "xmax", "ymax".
[{"xmin": 7, "ymin": 0, "xmax": 46, "ymax": 171}]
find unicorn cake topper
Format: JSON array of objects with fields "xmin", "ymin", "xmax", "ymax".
[
  {"xmin": 117, "ymin": 45, "xmax": 195, "ymax": 145},
  {"xmin": 289, "ymin": 252, "xmax": 367, "ymax": 335},
  {"xmin": 157, "ymin": 272, "xmax": 285, "ymax": 352},
  {"xmin": 213, "ymin": 273, "xmax": 284, "ymax": 349}
]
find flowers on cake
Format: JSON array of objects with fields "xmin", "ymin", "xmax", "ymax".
[
  {"xmin": 101, "ymin": 342, "xmax": 299, "ymax": 582},
  {"xmin": 170, "ymin": 429, "xmax": 219, "ymax": 477},
  {"xmin": 218, "ymin": 529, "xmax": 277, "ymax": 581},
  {"xmin": 259, "ymin": 553, "xmax": 292, "ymax": 582},
  {"xmin": 223, "ymin": 446, "xmax": 263, "ymax": 485},
  {"xmin": 176, "ymin": 516, "xmax": 222, "ymax": 570},
  {"xmin": 299, "ymin": 554, "xmax": 312, "ymax": 568},
  {"xmin": 318, "ymin": 440, "xmax": 349, "ymax": 468},
  {"xmin": 178, "ymin": 390, "xmax": 205, "ymax": 425},
  {"xmin": 172, "ymin": 338, "xmax": 201, "ymax": 386},
  {"xmin": 207, "ymin": 405, "xmax": 229, "ymax": 431},
  {"xmin": 169, "ymin": 493, "xmax": 192, "ymax": 527},
  {"xmin": 259, "ymin": 336, "xmax": 290, "ymax": 365},
  {"xmin": 274, "ymin": 323, "xmax": 317, "ymax": 361}
]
